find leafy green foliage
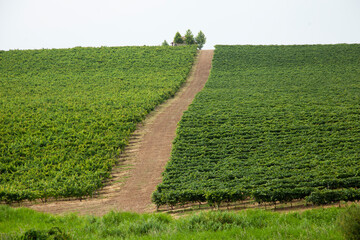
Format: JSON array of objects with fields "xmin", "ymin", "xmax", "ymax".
[
  {"xmin": 184, "ymin": 29, "xmax": 195, "ymax": 45},
  {"xmin": 173, "ymin": 32, "xmax": 184, "ymax": 44},
  {"xmin": 20, "ymin": 227, "xmax": 70, "ymax": 240},
  {"xmin": 153, "ymin": 44, "xmax": 360, "ymax": 208},
  {"xmin": 0, "ymin": 45, "xmax": 197, "ymax": 203},
  {"xmin": 306, "ymin": 189, "xmax": 360, "ymax": 205},
  {"xmin": 0, "ymin": 205, "xmax": 345, "ymax": 239},
  {"xmin": 195, "ymin": 31, "xmax": 206, "ymax": 50},
  {"xmin": 161, "ymin": 40, "xmax": 169, "ymax": 46},
  {"xmin": 337, "ymin": 204, "xmax": 360, "ymax": 240}
]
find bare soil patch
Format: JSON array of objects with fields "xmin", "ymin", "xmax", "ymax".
[{"xmin": 26, "ymin": 50, "xmax": 214, "ymax": 216}]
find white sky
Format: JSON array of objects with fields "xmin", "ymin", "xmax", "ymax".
[{"xmin": 1, "ymin": 0, "xmax": 360, "ymax": 50}]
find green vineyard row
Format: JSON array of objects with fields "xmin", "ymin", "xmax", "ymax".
[
  {"xmin": 152, "ymin": 44, "xmax": 360, "ymax": 208},
  {"xmin": 0, "ymin": 45, "xmax": 197, "ymax": 203}
]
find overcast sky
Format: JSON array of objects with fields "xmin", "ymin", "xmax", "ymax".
[{"xmin": 1, "ymin": 0, "xmax": 360, "ymax": 50}]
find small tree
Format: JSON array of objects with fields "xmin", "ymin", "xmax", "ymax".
[
  {"xmin": 162, "ymin": 40, "xmax": 169, "ymax": 46},
  {"xmin": 173, "ymin": 32, "xmax": 183, "ymax": 44},
  {"xmin": 184, "ymin": 29, "xmax": 195, "ymax": 45},
  {"xmin": 195, "ymin": 31, "xmax": 206, "ymax": 50}
]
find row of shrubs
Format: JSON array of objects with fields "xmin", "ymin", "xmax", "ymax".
[
  {"xmin": 152, "ymin": 187, "xmax": 360, "ymax": 210},
  {"xmin": 0, "ymin": 183, "xmax": 99, "ymax": 204}
]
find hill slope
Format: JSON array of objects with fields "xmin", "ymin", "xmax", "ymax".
[
  {"xmin": 0, "ymin": 46, "xmax": 197, "ymax": 203},
  {"xmin": 28, "ymin": 50, "xmax": 213, "ymax": 215},
  {"xmin": 153, "ymin": 44, "xmax": 360, "ymax": 208}
]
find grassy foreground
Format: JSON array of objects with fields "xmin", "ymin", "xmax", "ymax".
[{"xmin": 0, "ymin": 205, "xmax": 351, "ymax": 239}]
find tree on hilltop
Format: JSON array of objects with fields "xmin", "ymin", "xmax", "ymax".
[
  {"xmin": 170, "ymin": 30, "xmax": 206, "ymax": 49},
  {"xmin": 184, "ymin": 29, "xmax": 195, "ymax": 45},
  {"xmin": 174, "ymin": 32, "xmax": 184, "ymax": 44},
  {"xmin": 162, "ymin": 40, "xmax": 169, "ymax": 46},
  {"xmin": 195, "ymin": 31, "xmax": 206, "ymax": 50}
]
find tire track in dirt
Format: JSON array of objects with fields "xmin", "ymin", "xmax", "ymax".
[{"xmin": 28, "ymin": 50, "xmax": 213, "ymax": 216}]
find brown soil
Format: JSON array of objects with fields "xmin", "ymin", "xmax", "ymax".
[{"xmin": 26, "ymin": 50, "xmax": 214, "ymax": 216}]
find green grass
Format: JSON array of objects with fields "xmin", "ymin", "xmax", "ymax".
[{"xmin": 0, "ymin": 204, "xmax": 348, "ymax": 239}]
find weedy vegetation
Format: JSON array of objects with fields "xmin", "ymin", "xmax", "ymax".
[{"xmin": 0, "ymin": 204, "xmax": 350, "ymax": 239}]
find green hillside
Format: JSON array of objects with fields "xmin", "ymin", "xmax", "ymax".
[
  {"xmin": 153, "ymin": 44, "xmax": 360, "ymax": 208},
  {"xmin": 0, "ymin": 46, "xmax": 197, "ymax": 202}
]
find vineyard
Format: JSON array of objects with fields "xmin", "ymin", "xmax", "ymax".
[
  {"xmin": 153, "ymin": 44, "xmax": 360, "ymax": 208},
  {"xmin": 0, "ymin": 45, "xmax": 197, "ymax": 203}
]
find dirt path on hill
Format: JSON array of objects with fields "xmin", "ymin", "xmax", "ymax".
[{"xmin": 27, "ymin": 50, "xmax": 214, "ymax": 216}]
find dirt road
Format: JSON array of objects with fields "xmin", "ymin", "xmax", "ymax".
[{"xmin": 28, "ymin": 50, "xmax": 213, "ymax": 216}]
